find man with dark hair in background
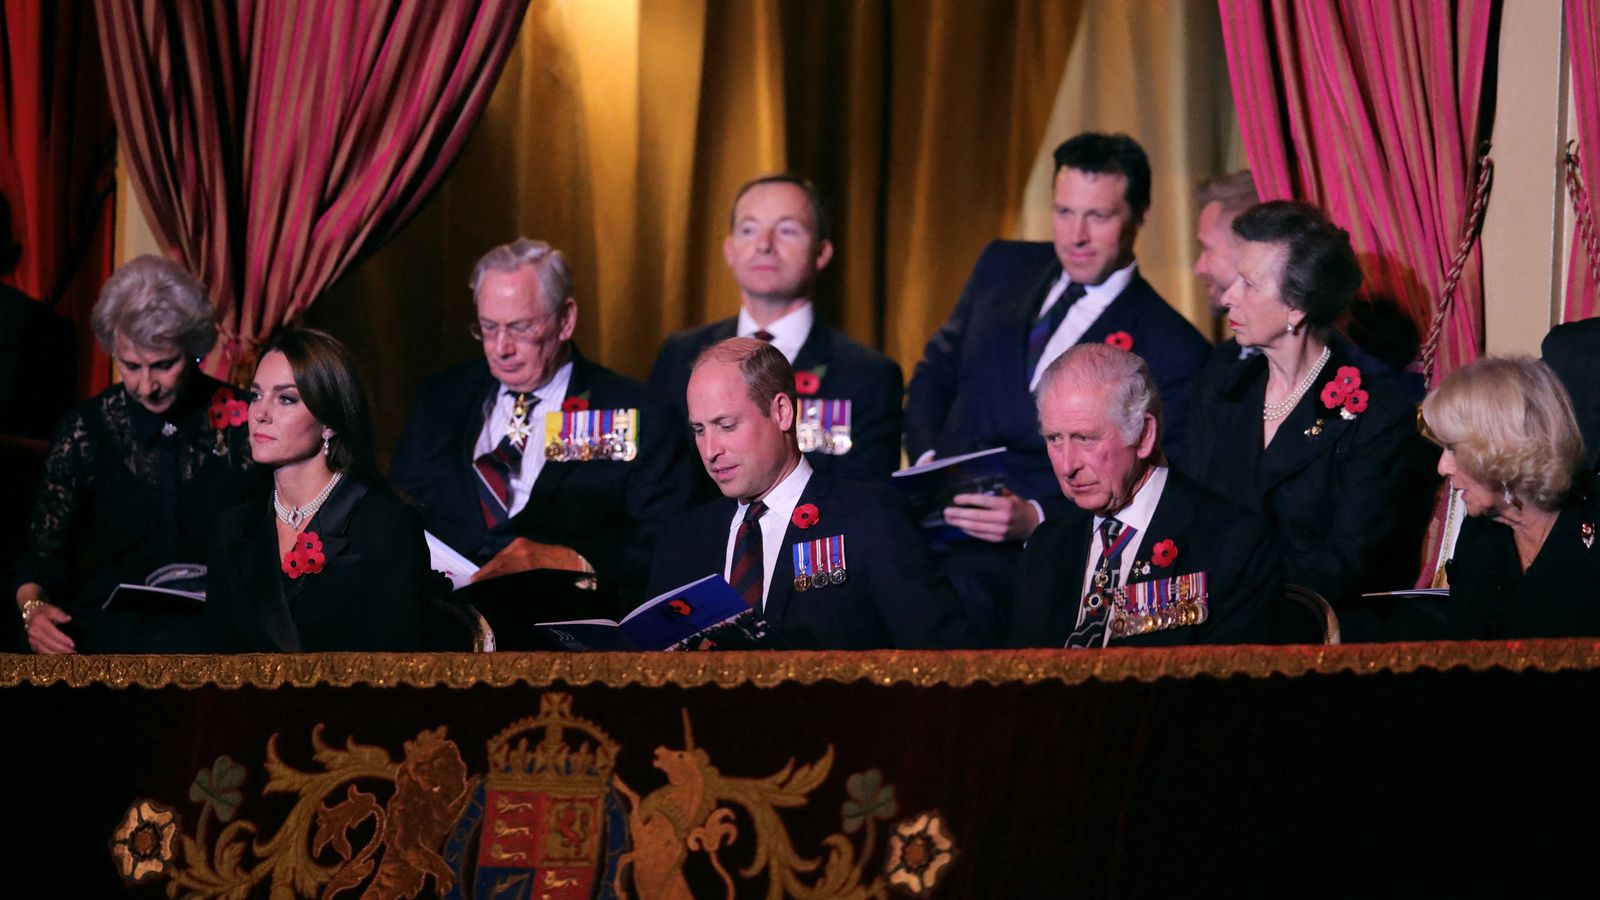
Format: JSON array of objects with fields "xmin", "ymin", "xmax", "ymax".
[{"xmin": 904, "ymin": 132, "xmax": 1210, "ymax": 639}]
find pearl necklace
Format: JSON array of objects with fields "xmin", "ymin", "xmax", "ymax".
[
  {"xmin": 1262, "ymin": 346, "xmax": 1331, "ymax": 422},
  {"xmin": 273, "ymin": 471, "xmax": 343, "ymax": 530}
]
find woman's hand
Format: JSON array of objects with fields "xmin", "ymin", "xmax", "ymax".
[{"xmin": 16, "ymin": 583, "xmax": 75, "ymax": 655}]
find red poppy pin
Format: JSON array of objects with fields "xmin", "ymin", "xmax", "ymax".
[
  {"xmin": 794, "ymin": 370, "xmax": 822, "ymax": 396},
  {"xmin": 1104, "ymin": 331, "xmax": 1135, "ymax": 351},
  {"xmin": 1151, "ymin": 538, "xmax": 1179, "ymax": 568},
  {"xmin": 207, "ymin": 389, "xmax": 248, "ymax": 431},
  {"xmin": 668, "ymin": 599, "xmax": 692, "ymax": 616},
  {"xmin": 792, "ymin": 503, "xmax": 820, "ymax": 529},
  {"xmin": 1321, "ymin": 367, "xmax": 1368, "ymax": 420},
  {"xmin": 281, "ymin": 530, "xmax": 327, "ymax": 578},
  {"xmin": 561, "ymin": 396, "xmax": 589, "ymax": 412}
]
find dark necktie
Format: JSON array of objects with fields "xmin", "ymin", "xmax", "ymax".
[
  {"xmin": 753, "ymin": 330, "xmax": 776, "ymax": 342},
  {"xmin": 1066, "ymin": 516, "xmax": 1132, "ymax": 649},
  {"xmin": 473, "ymin": 392, "xmax": 534, "ymax": 528},
  {"xmin": 728, "ymin": 500, "xmax": 769, "ymax": 609},
  {"xmin": 1026, "ymin": 281, "xmax": 1088, "ymax": 380}
]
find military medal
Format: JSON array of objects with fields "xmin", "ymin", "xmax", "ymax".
[
  {"xmin": 1111, "ymin": 571, "xmax": 1209, "ymax": 638},
  {"xmin": 796, "ymin": 399, "xmax": 854, "ymax": 455},
  {"xmin": 791, "ymin": 534, "xmax": 846, "ymax": 592},
  {"xmin": 828, "ymin": 399, "xmax": 853, "ymax": 455},
  {"xmin": 546, "ymin": 407, "xmax": 642, "ymax": 463}
]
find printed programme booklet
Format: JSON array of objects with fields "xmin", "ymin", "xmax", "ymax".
[
  {"xmin": 534, "ymin": 574, "xmax": 776, "ymax": 651},
  {"xmin": 891, "ymin": 447, "xmax": 1009, "ymax": 544}
]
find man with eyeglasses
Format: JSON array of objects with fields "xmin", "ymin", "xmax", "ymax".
[{"xmin": 391, "ymin": 238, "xmax": 695, "ymax": 603}]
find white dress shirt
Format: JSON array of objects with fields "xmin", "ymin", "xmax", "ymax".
[
  {"xmin": 473, "ymin": 361, "xmax": 574, "ymax": 517},
  {"xmin": 1077, "ymin": 465, "xmax": 1170, "ymax": 603},
  {"xmin": 722, "ymin": 457, "xmax": 814, "ymax": 611},
  {"xmin": 1028, "ymin": 260, "xmax": 1139, "ymax": 390},
  {"xmin": 737, "ymin": 302, "xmax": 814, "ymax": 364}
]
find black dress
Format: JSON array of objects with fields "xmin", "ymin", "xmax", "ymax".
[
  {"xmin": 1444, "ymin": 485, "xmax": 1600, "ymax": 639},
  {"xmin": 1185, "ymin": 344, "xmax": 1435, "ymax": 604},
  {"xmin": 11, "ymin": 373, "xmax": 260, "ymax": 651},
  {"xmin": 204, "ymin": 477, "xmax": 431, "ymax": 652}
]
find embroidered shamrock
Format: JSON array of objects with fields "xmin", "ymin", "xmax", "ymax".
[
  {"xmin": 794, "ymin": 369, "xmax": 823, "ymax": 396},
  {"xmin": 1319, "ymin": 366, "xmax": 1369, "ymax": 420},
  {"xmin": 281, "ymin": 531, "xmax": 327, "ymax": 578},
  {"xmin": 1151, "ymin": 538, "xmax": 1179, "ymax": 568},
  {"xmin": 561, "ymin": 395, "xmax": 589, "ymax": 412},
  {"xmin": 1104, "ymin": 331, "xmax": 1135, "ymax": 351},
  {"xmin": 792, "ymin": 503, "xmax": 821, "ymax": 529},
  {"xmin": 207, "ymin": 388, "xmax": 249, "ymax": 430}
]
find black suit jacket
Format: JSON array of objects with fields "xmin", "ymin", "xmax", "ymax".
[
  {"xmin": 1009, "ymin": 469, "xmax": 1281, "ymax": 647},
  {"xmin": 1185, "ymin": 344, "xmax": 1434, "ymax": 603},
  {"xmin": 390, "ymin": 349, "xmax": 695, "ymax": 601},
  {"xmin": 905, "ymin": 240, "xmax": 1210, "ymax": 517},
  {"xmin": 205, "ymin": 478, "xmax": 429, "ymax": 652},
  {"xmin": 646, "ymin": 470, "xmax": 969, "ymax": 649},
  {"xmin": 649, "ymin": 316, "xmax": 904, "ymax": 483},
  {"xmin": 1444, "ymin": 483, "xmax": 1600, "ymax": 639},
  {"xmin": 1542, "ymin": 319, "xmax": 1600, "ymax": 473}
]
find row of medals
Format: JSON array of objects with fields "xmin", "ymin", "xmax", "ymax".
[
  {"xmin": 545, "ymin": 433, "xmax": 638, "ymax": 463},
  {"xmin": 794, "ymin": 566, "xmax": 848, "ymax": 592},
  {"xmin": 796, "ymin": 424, "xmax": 853, "ymax": 456},
  {"xmin": 1107, "ymin": 581, "xmax": 1203, "ymax": 637}
]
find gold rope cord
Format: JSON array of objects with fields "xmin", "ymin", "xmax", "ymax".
[
  {"xmin": 1419, "ymin": 145, "xmax": 1495, "ymax": 386},
  {"xmin": 4, "ymin": 640, "xmax": 1600, "ymax": 690}
]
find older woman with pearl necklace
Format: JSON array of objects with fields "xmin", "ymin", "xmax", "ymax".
[{"xmin": 1184, "ymin": 201, "xmax": 1432, "ymax": 613}]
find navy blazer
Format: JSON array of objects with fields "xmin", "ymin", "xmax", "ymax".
[
  {"xmin": 1009, "ymin": 469, "xmax": 1282, "ymax": 647},
  {"xmin": 905, "ymin": 240, "xmax": 1210, "ymax": 518},
  {"xmin": 1542, "ymin": 319, "xmax": 1600, "ymax": 473},
  {"xmin": 390, "ymin": 349, "xmax": 696, "ymax": 602},
  {"xmin": 1185, "ymin": 343, "xmax": 1435, "ymax": 603},
  {"xmin": 645, "ymin": 470, "xmax": 969, "ymax": 650},
  {"xmin": 205, "ymin": 478, "xmax": 429, "ymax": 652},
  {"xmin": 649, "ymin": 317, "xmax": 904, "ymax": 483}
]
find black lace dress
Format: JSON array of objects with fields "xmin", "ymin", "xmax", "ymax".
[{"xmin": 12, "ymin": 372, "xmax": 262, "ymax": 651}]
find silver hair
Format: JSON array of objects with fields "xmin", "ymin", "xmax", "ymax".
[
  {"xmin": 1195, "ymin": 170, "xmax": 1258, "ymax": 217},
  {"xmin": 90, "ymin": 255, "xmax": 216, "ymax": 357},
  {"xmin": 468, "ymin": 238, "xmax": 574, "ymax": 314},
  {"xmin": 1035, "ymin": 343, "xmax": 1162, "ymax": 446}
]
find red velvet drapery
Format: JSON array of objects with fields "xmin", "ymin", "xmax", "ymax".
[
  {"xmin": 0, "ymin": 0, "xmax": 116, "ymax": 397},
  {"xmin": 1218, "ymin": 0, "xmax": 1496, "ymax": 387},
  {"xmin": 95, "ymin": 0, "xmax": 529, "ymax": 379}
]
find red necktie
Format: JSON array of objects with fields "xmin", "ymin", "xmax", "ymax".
[{"xmin": 728, "ymin": 500, "xmax": 768, "ymax": 608}]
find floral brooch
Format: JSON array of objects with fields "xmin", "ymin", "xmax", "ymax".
[
  {"xmin": 1132, "ymin": 538, "xmax": 1179, "ymax": 578},
  {"xmin": 207, "ymin": 388, "xmax": 249, "ymax": 455},
  {"xmin": 792, "ymin": 503, "xmax": 820, "ymax": 529},
  {"xmin": 1319, "ymin": 366, "xmax": 1369, "ymax": 420},
  {"xmin": 282, "ymin": 531, "xmax": 327, "ymax": 578},
  {"xmin": 794, "ymin": 366, "xmax": 826, "ymax": 396},
  {"xmin": 1104, "ymin": 331, "xmax": 1135, "ymax": 351},
  {"xmin": 561, "ymin": 394, "xmax": 590, "ymax": 412}
]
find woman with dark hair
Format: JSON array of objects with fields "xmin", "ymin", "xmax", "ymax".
[
  {"xmin": 204, "ymin": 329, "xmax": 429, "ymax": 652},
  {"xmin": 13, "ymin": 255, "xmax": 258, "ymax": 654},
  {"xmin": 1185, "ymin": 201, "xmax": 1429, "ymax": 609}
]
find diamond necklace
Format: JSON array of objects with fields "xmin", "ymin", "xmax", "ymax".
[
  {"xmin": 273, "ymin": 471, "xmax": 343, "ymax": 530},
  {"xmin": 1262, "ymin": 345, "xmax": 1331, "ymax": 422}
]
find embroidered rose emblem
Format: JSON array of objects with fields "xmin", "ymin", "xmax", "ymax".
[
  {"xmin": 109, "ymin": 799, "xmax": 178, "ymax": 885},
  {"xmin": 282, "ymin": 530, "xmax": 327, "ymax": 578},
  {"xmin": 1151, "ymin": 538, "xmax": 1179, "ymax": 568},
  {"xmin": 561, "ymin": 396, "xmax": 589, "ymax": 412},
  {"xmin": 794, "ymin": 370, "xmax": 821, "ymax": 396},
  {"xmin": 885, "ymin": 811, "xmax": 957, "ymax": 896},
  {"xmin": 792, "ymin": 503, "xmax": 820, "ymax": 529},
  {"xmin": 1104, "ymin": 331, "xmax": 1135, "ymax": 351}
]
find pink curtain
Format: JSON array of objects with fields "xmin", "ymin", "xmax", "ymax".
[
  {"xmin": 1565, "ymin": 0, "xmax": 1600, "ymax": 321},
  {"xmin": 1218, "ymin": 0, "xmax": 1496, "ymax": 386},
  {"xmin": 95, "ymin": 0, "xmax": 528, "ymax": 377}
]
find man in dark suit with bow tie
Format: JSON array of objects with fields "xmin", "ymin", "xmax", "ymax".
[
  {"xmin": 1008, "ymin": 344, "xmax": 1280, "ymax": 648},
  {"xmin": 646, "ymin": 337, "xmax": 968, "ymax": 649},
  {"xmin": 390, "ymin": 238, "xmax": 695, "ymax": 602},
  {"xmin": 904, "ymin": 132, "xmax": 1211, "ymax": 638},
  {"xmin": 649, "ymin": 175, "xmax": 903, "ymax": 488}
]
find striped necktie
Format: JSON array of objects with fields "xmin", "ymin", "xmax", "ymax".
[
  {"xmin": 473, "ymin": 392, "xmax": 534, "ymax": 528},
  {"xmin": 1026, "ymin": 281, "xmax": 1088, "ymax": 380},
  {"xmin": 1066, "ymin": 516, "xmax": 1133, "ymax": 649},
  {"xmin": 728, "ymin": 500, "xmax": 769, "ymax": 609}
]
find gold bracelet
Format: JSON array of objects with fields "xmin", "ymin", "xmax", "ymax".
[{"xmin": 19, "ymin": 597, "xmax": 44, "ymax": 628}]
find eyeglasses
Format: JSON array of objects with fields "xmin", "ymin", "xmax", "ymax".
[{"xmin": 469, "ymin": 317, "xmax": 556, "ymax": 344}]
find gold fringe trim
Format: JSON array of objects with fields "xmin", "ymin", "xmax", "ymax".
[{"xmin": 3, "ymin": 640, "xmax": 1599, "ymax": 690}]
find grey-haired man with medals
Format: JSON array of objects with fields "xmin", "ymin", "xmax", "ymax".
[{"xmin": 1008, "ymin": 343, "xmax": 1282, "ymax": 648}]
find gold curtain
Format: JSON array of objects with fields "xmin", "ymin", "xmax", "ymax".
[{"xmin": 308, "ymin": 0, "xmax": 1234, "ymax": 460}]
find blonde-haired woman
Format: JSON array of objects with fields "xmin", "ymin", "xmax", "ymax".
[{"xmin": 1422, "ymin": 356, "xmax": 1597, "ymax": 638}]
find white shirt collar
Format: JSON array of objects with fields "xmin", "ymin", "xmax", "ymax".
[
  {"xmin": 737, "ymin": 303, "xmax": 814, "ymax": 364},
  {"xmin": 1093, "ymin": 463, "xmax": 1167, "ymax": 538},
  {"xmin": 726, "ymin": 455, "xmax": 814, "ymax": 611}
]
